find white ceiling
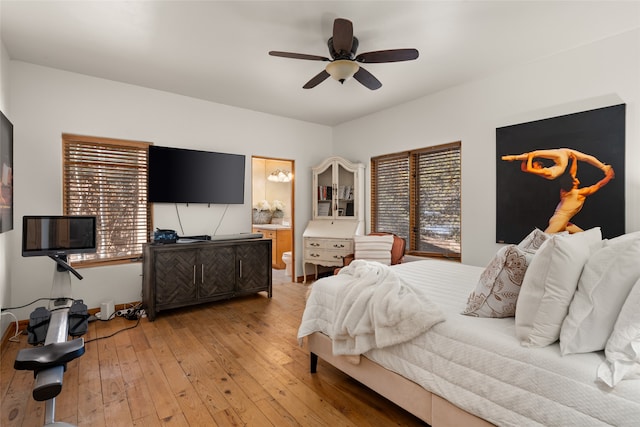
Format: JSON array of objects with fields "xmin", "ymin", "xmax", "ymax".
[{"xmin": 2, "ymin": 1, "xmax": 639, "ymax": 126}]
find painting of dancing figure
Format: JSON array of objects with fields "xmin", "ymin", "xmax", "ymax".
[{"xmin": 496, "ymin": 104, "xmax": 625, "ymax": 244}]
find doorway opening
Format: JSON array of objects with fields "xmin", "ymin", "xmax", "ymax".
[{"xmin": 251, "ymin": 157, "xmax": 295, "ymax": 282}]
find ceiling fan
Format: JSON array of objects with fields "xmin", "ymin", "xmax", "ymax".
[{"xmin": 269, "ymin": 18, "xmax": 419, "ymax": 90}]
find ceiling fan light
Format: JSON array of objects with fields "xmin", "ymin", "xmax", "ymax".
[{"xmin": 326, "ymin": 60, "xmax": 359, "ymax": 83}]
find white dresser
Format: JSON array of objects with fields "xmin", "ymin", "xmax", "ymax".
[{"xmin": 302, "ymin": 220, "xmax": 363, "ymax": 282}]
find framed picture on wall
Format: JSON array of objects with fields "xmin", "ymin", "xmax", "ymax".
[
  {"xmin": 496, "ymin": 104, "xmax": 625, "ymax": 244},
  {"xmin": 0, "ymin": 110, "xmax": 13, "ymax": 233}
]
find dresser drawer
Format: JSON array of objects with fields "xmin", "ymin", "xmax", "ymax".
[
  {"xmin": 253, "ymin": 227, "xmax": 276, "ymax": 239},
  {"xmin": 304, "ymin": 248, "xmax": 348, "ymax": 264},
  {"xmin": 304, "ymin": 237, "xmax": 354, "ymax": 267},
  {"xmin": 305, "ymin": 238, "xmax": 353, "ymax": 252}
]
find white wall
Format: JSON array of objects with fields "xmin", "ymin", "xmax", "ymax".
[
  {"xmin": 0, "ymin": 39, "xmax": 14, "ymax": 334},
  {"xmin": 8, "ymin": 61, "xmax": 332, "ymax": 320},
  {"xmin": 333, "ymin": 29, "xmax": 640, "ymax": 267}
]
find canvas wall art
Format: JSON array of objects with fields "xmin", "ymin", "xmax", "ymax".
[
  {"xmin": 496, "ymin": 104, "xmax": 625, "ymax": 244},
  {"xmin": 0, "ymin": 110, "xmax": 13, "ymax": 233}
]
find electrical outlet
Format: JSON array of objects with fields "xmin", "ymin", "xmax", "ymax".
[{"xmin": 116, "ymin": 308, "xmax": 134, "ymax": 317}]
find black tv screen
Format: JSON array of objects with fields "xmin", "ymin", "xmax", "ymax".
[
  {"xmin": 22, "ymin": 215, "xmax": 97, "ymax": 257},
  {"xmin": 148, "ymin": 145, "xmax": 245, "ymax": 204}
]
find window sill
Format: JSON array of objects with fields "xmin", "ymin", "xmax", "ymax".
[
  {"xmin": 404, "ymin": 252, "xmax": 461, "ymax": 262},
  {"xmin": 71, "ymin": 256, "xmax": 143, "ymax": 269}
]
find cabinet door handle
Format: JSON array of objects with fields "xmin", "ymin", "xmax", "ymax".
[
  {"xmin": 201, "ymin": 264, "xmax": 204, "ymax": 284},
  {"xmin": 333, "ymin": 244, "xmax": 345, "ymax": 248},
  {"xmin": 193, "ymin": 265, "xmax": 196, "ymax": 285},
  {"xmin": 239, "ymin": 260, "xmax": 243, "ymax": 278},
  {"xmin": 310, "ymin": 242, "xmax": 320, "ymax": 247}
]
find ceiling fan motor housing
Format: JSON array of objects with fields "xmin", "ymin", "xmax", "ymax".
[{"xmin": 328, "ymin": 37, "xmax": 359, "ymax": 60}]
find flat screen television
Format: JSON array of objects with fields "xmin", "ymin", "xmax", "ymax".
[
  {"xmin": 148, "ymin": 145, "xmax": 245, "ymax": 204},
  {"xmin": 22, "ymin": 215, "xmax": 97, "ymax": 257}
]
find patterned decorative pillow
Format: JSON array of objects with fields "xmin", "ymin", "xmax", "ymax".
[
  {"xmin": 517, "ymin": 228, "xmax": 554, "ymax": 252},
  {"xmin": 463, "ymin": 245, "xmax": 533, "ymax": 318}
]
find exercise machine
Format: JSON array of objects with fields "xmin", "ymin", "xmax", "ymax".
[
  {"xmin": 13, "ymin": 215, "xmax": 96, "ymax": 426},
  {"xmin": 14, "ymin": 256, "xmax": 86, "ymax": 426}
]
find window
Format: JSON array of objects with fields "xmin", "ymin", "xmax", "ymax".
[
  {"xmin": 371, "ymin": 142, "xmax": 461, "ymax": 259},
  {"xmin": 62, "ymin": 134, "xmax": 151, "ymax": 266}
]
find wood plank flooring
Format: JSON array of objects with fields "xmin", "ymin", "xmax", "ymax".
[{"xmin": 1, "ymin": 271, "xmax": 426, "ymax": 426}]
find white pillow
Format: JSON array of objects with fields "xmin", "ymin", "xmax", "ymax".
[
  {"xmin": 515, "ymin": 227, "xmax": 602, "ymax": 347},
  {"xmin": 603, "ymin": 230, "xmax": 640, "ymax": 246},
  {"xmin": 353, "ymin": 234, "xmax": 394, "ymax": 266},
  {"xmin": 596, "ymin": 276, "xmax": 640, "ymax": 387},
  {"xmin": 560, "ymin": 236, "xmax": 640, "ymax": 354},
  {"xmin": 462, "ymin": 245, "xmax": 533, "ymax": 318}
]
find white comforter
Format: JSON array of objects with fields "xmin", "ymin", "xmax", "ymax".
[
  {"xmin": 298, "ymin": 260, "xmax": 640, "ymax": 427},
  {"xmin": 330, "ymin": 260, "xmax": 444, "ymax": 355}
]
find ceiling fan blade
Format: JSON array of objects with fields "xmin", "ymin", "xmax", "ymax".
[
  {"xmin": 303, "ymin": 70, "xmax": 331, "ymax": 89},
  {"xmin": 332, "ymin": 18, "xmax": 353, "ymax": 55},
  {"xmin": 355, "ymin": 48, "xmax": 419, "ymax": 63},
  {"xmin": 269, "ymin": 51, "xmax": 330, "ymax": 61},
  {"xmin": 353, "ymin": 67, "xmax": 382, "ymax": 90}
]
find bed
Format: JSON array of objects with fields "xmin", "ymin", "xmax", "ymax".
[{"xmin": 298, "ymin": 233, "xmax": 640, "ymax": 427}]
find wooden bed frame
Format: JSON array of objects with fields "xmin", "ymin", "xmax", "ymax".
[{"xmin": 307, "ymin": 332, "xmax": 495, "ymax": 427}]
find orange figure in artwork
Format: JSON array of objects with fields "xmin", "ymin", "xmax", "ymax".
[
  {"xmin": 501, "ymin": 148, "xmax": 609, "ymax": 180},
  {"xmin": 502, "ymin": 148, "xmax": 614, "ymax": 233}
]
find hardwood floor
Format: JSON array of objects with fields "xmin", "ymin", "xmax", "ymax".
[{"xmin": 1, "ymin": 270, "xmax": 426, "ymax": 426}]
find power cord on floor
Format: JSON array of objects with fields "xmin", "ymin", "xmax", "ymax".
[
  {"xmin": 1, "ymin": 311, "xmax": 22, "ymax": 342},
  {"xmin": 1, "ymin": 299, "xmax": 144, "ymax": 344},
  {"xmin": 85, "ymin": 312, "xmax": 142, "ymax": 343}
]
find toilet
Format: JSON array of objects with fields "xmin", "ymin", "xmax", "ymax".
[{"xmin": 282, "ymin": 251, "xmax": 292, "ymax": 277}]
